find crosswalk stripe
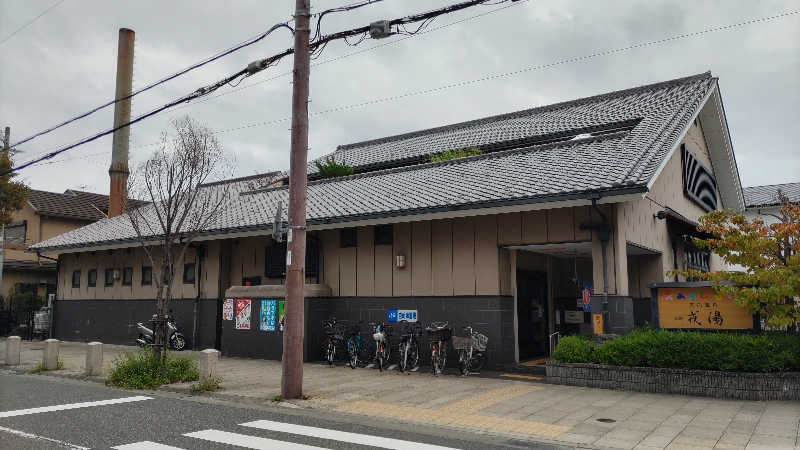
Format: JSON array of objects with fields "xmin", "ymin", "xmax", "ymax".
[
  {"xmin": 184, "ymin": 429, "xmax": 327, "ymax": 449},
  {"xmin": 241, "ymin": 420, "xmax": 460, "ymax": 450},
  {"xmin": 111, "ymin": 441, "xmax": 185, "ymax": 450},
  {"xmin": 0, "ymin": 396, "xmax": 152, "ymax": 418}
]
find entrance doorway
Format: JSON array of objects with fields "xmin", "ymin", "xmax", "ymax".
[{"xmin": 516, "ymin": 270, "xmax": 548, "ymax": 360}]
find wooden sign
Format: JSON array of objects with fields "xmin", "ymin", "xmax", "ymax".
[
  {"xmin": 657, "ymin": 286, "xmax": 752, "ymax": 329},
  {"xmin": 592, "ymin": 313, "xmax": 604, "ymax": 334}
]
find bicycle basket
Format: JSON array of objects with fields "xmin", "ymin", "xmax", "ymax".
[
  {"xmin": 426, "ymin": 327, "xmax": 451, "ymax": 342},
  {"xmin": 472, "ymin": 332, "xmax": 488, "ymax": 352},
  {"xmin": 451, "ymin": 335, "xmax": 472, "ymax": 350}
]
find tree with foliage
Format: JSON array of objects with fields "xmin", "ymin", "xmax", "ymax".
[
  {"xmin": 676, "ymin": 192, "xmax": 799, "ymax": 329},
  {"xmin": 429, "ymin": 146, "xmax": 482, "ymax": 163},
  {"xmin": 0, "ymin": 148, "xmax": 28, "ymax": 225},
  {"xmin": 314, "ymin": 156, "xmax": 353, "ymax": 178},
  {"xmin": 127, "ymin": 116, "xmax": 233, "ymax": 358}
]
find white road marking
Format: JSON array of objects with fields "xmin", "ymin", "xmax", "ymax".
[
  {"xmin": 241, "ymin": 419, "xmax": 460, "ymax": 450},
  {"xmin": 112, "ymin": 441, "xmax": 185, "ymax": 450},
  {"xmin": 0, "ymin": 425, "xmax": 89, "ymax": 450},
  {"xmin": 0, "ymin": 396, "xmax": 152, "ymax": 418},
  {"xmin": 185, "ymin": 429, "xmax": 328, "ymax": 449}
]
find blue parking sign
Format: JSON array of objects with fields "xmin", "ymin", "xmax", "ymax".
[{"xmin": 387, "ymin": 309, "xmax": 398, "ymax": 322}]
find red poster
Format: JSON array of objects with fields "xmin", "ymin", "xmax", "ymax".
[{"xmin": 235, "ymin": 298, "xmax": 251, "ymax": 330}]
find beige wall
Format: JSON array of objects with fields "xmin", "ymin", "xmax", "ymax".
[
  {"xmin": 616, "ymin": 119, "xmax": 723, "ymax": 293},
  {"xmin": 58, "ymin": 242, "xmax": 220, "ymax": 300},
  {"xmin": 1, "ymin": 269, "xmax": 55, "ymax": 304}
]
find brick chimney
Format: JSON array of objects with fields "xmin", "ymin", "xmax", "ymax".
[{"xmin": 108, "ymin": 28, "xmax": 134, "ymax": 218}]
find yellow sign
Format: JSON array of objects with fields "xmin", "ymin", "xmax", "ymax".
[
  {"xmin": 592, "ymin": 313, "xmax": 604, "ymax": 334},
  {"xmin": 657, "ymin": 286, "xmax": 752, "ymax": 329}
]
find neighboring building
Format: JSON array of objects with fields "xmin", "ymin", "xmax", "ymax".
[
  {"xmin": 742, "ymin": 182, "xmax": 800, "ymax": 224},
  {"xmin": 2, "ymin": 189, "xmax": 144, "ymax": 304},
  {"xmin": 31, "ymin": 72, "xmax": 745, "ymax": 364}
]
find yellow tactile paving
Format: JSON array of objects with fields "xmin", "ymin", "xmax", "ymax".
[
  {"xmin": 520, "ymin": 358, "xmax": 549, "ymax": 367},
  {"xmin": 500, "ymin": 373, "xmax": 543, "ymax": 381},
  {"xmin": 335, "ymin": 384, "xmax": 570, "ymax": 439},
  {"xmin": 442, "ymin": 384, "xmax": 540, "ymax": 414}
]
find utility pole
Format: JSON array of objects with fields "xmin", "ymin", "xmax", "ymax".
[
  {"xmin": 0, "ymin": 127, "xmax": 9, "ymax": 296},
  {"xmin": 282, "ymin": 0, "xmax": 311, "ymax": 399}
]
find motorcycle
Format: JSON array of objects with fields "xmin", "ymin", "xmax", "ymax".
[{"xmin": 135, "ymin": 315, "xmax": 187, "ymax": 351}]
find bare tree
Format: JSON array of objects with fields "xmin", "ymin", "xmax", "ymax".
[{"xmin": 127, "ymin": 116, "xmax": 233, "ymax": 358}]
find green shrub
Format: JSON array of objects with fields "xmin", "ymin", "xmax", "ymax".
[
  {"xmin": 429, "ymin": 146, "xmax": 482, "ymax": 163},
  {"xmin": 551, "ymin": 329, "xmax": 800, "ymax": 372},
  {"xmin": 28, "ymin": 360, "xmax": 64, "ymax": 374},
  {"xmin": 106, "ymin": 348, "xmax": 199, "ymax": 389},
  {"xmin": 315, "ymin": 157, "xmax": 354, "ymax": 179},
  {"xmin": 551, "ymin": 336, "xmax": 592, "ymax": 363}
]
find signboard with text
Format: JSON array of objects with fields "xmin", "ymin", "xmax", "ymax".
[
  {"xmin": 657, "ymin": 286, "xmax": 752, "ymax": 330},
  {"xmin": 387, "ymin": 309, "xmax": 418, "ymax": 323}
]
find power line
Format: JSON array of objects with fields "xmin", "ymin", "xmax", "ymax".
[
  {"xmin": 206, "ymin": 9, "xmax": 800, "ymax": 137},
  {"xmin": 5, "ymin": 0, "xmax": 511, "ymax": 175},
  {"xmin": 9, "ymin": 22, "xmax": 294, "ymax": 149},
  {"xmin": 0, "ymin": 0, "xmax": 65, "ymax": 46}
]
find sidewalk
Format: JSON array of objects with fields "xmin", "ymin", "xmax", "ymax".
[{"xmin": 2, "ymin": 339, "xmax": 799, "ymax": 450}]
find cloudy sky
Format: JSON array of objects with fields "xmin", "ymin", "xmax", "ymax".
[{"xmin": 1, "ymin": 0, "xmax": 798, "ymax": 196}]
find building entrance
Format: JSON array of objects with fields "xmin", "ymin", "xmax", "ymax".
[{"xmin": 516, "ymin": 270, "xmax": 548, "ymax": 360}]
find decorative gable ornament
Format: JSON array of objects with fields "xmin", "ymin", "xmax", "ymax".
[{"xmin": 681, "ymin": 144, "xmax": 718, "ymax": 212}]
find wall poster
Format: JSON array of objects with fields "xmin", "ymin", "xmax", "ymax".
[
  {"xmin": 222, "ymin": 298, "xmax": 234, "ymax": 320},
  {"xmin": 235, "ymin": 298, "xmax": 252, "ymax": 330},
  {"xmin": 278, "ymin": 300, "xmax": 286, "ymax": 332},
  {"xmin": 657, "ymin": 286, "xmax": 752, "ymax": 330},
  {"xmin": 259, "ymin": 299, "xmax": 277, "ymax": 332}
]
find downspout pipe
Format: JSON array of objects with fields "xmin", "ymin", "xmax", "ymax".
[
  {"xmin": 192, "ymin": 245, "xmax": 205, "ymax": 351},
  {"xmin": 580, "ymin": 196, "xmax": 611, "ymax": 333}
]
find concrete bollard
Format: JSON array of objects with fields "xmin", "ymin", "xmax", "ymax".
[
  {"xmin": 85, "ymin": 342, "xmax": 103, "ymax": 376},
  {"xmin": 5, "ymin": 336, "xmax": 21, "ymax": 365},
  {"xmin": 43, "ymin": 339, "xmax": 60, "ymax": 370},
  {"xmin": 198, "ymin": 348, "xmax": 220, "ymax": 382}
]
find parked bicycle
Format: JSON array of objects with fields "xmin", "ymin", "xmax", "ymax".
[
  {"xmin": 397, "ymin": 320, "xmax": 422, "ymax": 373},
  {"xmin": 451, "ymin": 325, "xmax": 488, "ymax": 376},
  {"xmin": 346, "ymin": 321, "xmax": 373, "ymax": 369},
  {"xmin": 323, "ymin": 317, "xmax": 347, "ymax": 366},
  {"xmin": 425, "ymin": 321, "xmax": 451, "ymax": 375},
  {"xmin": 371, "ymin": 322, "xmax": 393, "ymax": 372}
]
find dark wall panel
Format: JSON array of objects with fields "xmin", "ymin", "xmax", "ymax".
[{"xmin": 53, "ymin": 298, "xmax": 219, "ymax": 350}]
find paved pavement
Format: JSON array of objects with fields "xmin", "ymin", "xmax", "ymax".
[
  {"xmin": 0, "ymin": 373, "xmax": 536, "ymax": 449},
  {"xmin": 2, "ymin": 338, "xmax": 800, "ymax": 449}
]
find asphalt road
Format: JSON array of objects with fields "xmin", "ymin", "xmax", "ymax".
[{"xmin": 0, "ymin": 372, "xmax": 566, "ymax": 450}]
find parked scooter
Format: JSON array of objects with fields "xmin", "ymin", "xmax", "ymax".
[{"xmin": 136, "ymin": 315, "xmax": 187, "ymax": 351}]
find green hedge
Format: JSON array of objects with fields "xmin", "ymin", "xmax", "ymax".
[
  {"xmin": 551, "ymin": 329, "xmax": 800, "ymax": 373},
  {"xmin": 106, "ymin": 348, "xmax": 199, "ymax": 389}
]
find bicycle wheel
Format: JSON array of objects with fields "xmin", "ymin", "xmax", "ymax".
[
  {"xmin": 326, "ymin": 339, "xmax": 335, "ymax": 366},
  {"xmin": 470, "ymin": 354, "xmax": 484, "ymax": 373},
  {"xmin": 408, "ymin": 338, "xmax": 420, "ymax": 371},
  {"xmin": 398, "ymin": 341, "xmax": 408, "ymax": 372},
  {"xmin": 347, "ymin": 337, "xmax": 358, "ymax": 369},
  {"xmin": 458, "ymin": 350, "xmax": 469, "ymax": 376},
  {"xmin": 436, "ymin": 342, "xmax": 447, "ymax": 374},
  {"xmin": 431, "ymin": 343, "xmax": 439, "ymax": 375},
  {"xmin": 377, "ymin": 342, "xmax": 385, "ymax": 372}
]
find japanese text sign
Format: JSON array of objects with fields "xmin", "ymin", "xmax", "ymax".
[
  {"xmin": 657, "ymin": 286, "xmax": 752, "ymax": 330},
  {"xmin": 259, "ymin": 299, "xmax": 276, "ymax": 332}
]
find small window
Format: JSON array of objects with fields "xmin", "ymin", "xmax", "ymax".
[
  {"xmin": 142, "ymin": 266, "xmax": 152, "ymax": 286},
  {"xmin": 306, "ymin": 237, "xmax": 319, "ymax": 279},
  {"xmin": 374, "ymin": 224, "xmax": 393, "ymax": 246},
  {"xmin": 87, "ymin": 269, "xmax": 97, "ymax": 287},
  {"xmin": 242, "ymin": 276, "xmax": 262, "ymax": 286},
  {"xmin": 104, "ymin": 268, "xmax": 115, "ymax": 286},
  {"xmin": 71, "ymin": 270, "xmax": 81, "ymax": 288},
  {"xmin": 340, "ymin": 229, "xmax": 357, "ymax": 248},
  {"xmin": 122, "ymin": 267, "xmax": 133, "ymax": 286},
  {"xmin": 183, "ymin": 263, "xmax": 196, "ymax": 284}
]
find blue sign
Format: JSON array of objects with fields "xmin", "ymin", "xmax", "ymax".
[
  {"xmin": 387, "ymin": 309, "xmax": 417, "ymax": 323},
  {"xmin": 260, "ymin": 299, "xmax": 277, "ymax": 332}
]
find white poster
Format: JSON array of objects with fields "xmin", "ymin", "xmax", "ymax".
[{"xmin": 235, "ymin": 298, "xmax": 251, "ymax": 330}]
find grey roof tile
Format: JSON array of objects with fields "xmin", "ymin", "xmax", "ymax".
[
  {"xmin": 31, "ymin": 73, "xmax": 717, "ymax": 252},
  {"xmin": 743, "ymin": 182, "xmax": 800, "ymax": 208}
]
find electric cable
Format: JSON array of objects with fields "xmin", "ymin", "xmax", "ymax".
[
  {"xmin": 0, "ymin": 0, "xmax": 65, "ymax": 46},
  {"xmin": 9, "ymin": 22, "xmax": 294, "ymax": 149}
]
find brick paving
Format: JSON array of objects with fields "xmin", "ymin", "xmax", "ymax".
[{"xmin": 2, "ymin": 338, "xmax": 800, "ymax": 449}]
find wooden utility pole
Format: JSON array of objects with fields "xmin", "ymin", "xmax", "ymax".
[
  {"xmin": 282, "ymin": 0, "xmax": 311, "ymax": 399},
  {"xmin": 0, "ymin": 127, "xmax": 9, "ymax": 294}
]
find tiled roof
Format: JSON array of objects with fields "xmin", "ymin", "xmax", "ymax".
[
  {"xmin": 26, "ymin": 189, "xmax": 146, "ymax": 221},
  {"xmin": 31, "ymin": 72, "xmax": 718, "ymax": 252},
  {"xmin": 743, "ymin": 182, "xmax": 800, "ymax": 208}
]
